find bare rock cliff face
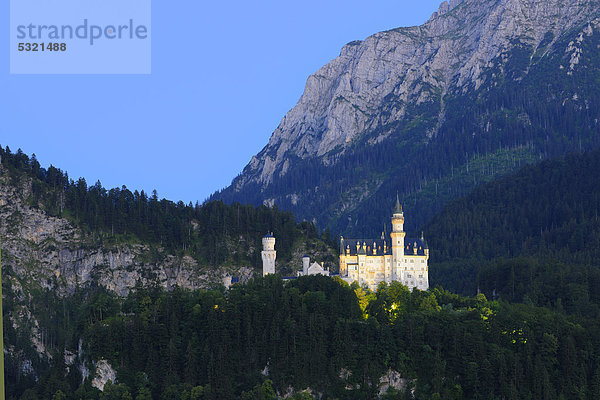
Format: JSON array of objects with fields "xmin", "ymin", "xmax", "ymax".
[
  {"xmin": 1, "ymin": 168, "xmax": 236, "ymax": 381},
  {"xmin": 0, "ymin": 171, "xmax": 219, "ymax": 298},
  {"xmin": 233, "ymin": 0, "xmax": 600, "ymax": 188}
]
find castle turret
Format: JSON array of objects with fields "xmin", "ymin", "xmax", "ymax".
[
  {"xmin": 302, "ymin": 255, "xmax": 310, "ymax": 276},
  {"xmin": 390, "ymin": 193, "xmax": 406, "ymax": 280},
  {"xmin": 262, "ymin": 233, "xmax": 276, "ymax": 276}
]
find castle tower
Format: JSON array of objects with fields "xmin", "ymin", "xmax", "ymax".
[
  {"xmin": 390, "ymin": 193, "xmax": 406, "ymax": 281},
  {"xmin": 262, "ymin": 233, "xmax": 276, "ymax": 276},
  {"xmin": 302, "ymin": 255, "xmax": 310, "ymax": 276}
]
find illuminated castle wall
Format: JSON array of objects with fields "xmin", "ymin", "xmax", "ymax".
[
  {"xmin": 339, "ymin": 196, "xmax": 429, "ymax": 291},
  {"xmin": 260, "ymin": 196, "xmax": 429, "ymax": 291}
]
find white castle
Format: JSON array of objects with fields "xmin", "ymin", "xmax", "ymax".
[
  {"xmin": 261, "ymin": 195, "xmax": 429, "ymax": 291},
  {"xmin": 339, "ymin": 195, "xmax": 429, "ymax": 291}
]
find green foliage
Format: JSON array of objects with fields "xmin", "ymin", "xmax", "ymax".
[
  {"xmin": 286, "ymin": 391, "xmax": 315, "ymax": 400},
  {"xmin": 73, "ymin": 381, "xmax": 101, "ymax": 400},
  {"xmin": 100, "ymin": 381, "xmax": 132, "ymax": 400},
  {"xmin": 0, "ymin": 146, "xmax": 334, "ymax": 270},
  {"xmin": 240, "ymin": 379, "xmax": 277, "ymax": 400},
  {"xmin": 52, "ymin": 390, "xmax": 67, "ymax": 400},
  {"xmin": 425, "ymin": 149, "xmax": 600, "ymax": 317},
  {"xmin": 19, "ymin": 389, "xmax": 38, "ymax": 400},
  {"xmin": 12, "ymin": 278, "xmax": 600, "ymax": 399}
]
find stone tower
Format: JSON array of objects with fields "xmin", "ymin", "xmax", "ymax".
[
  {"xmin": 302, "ymin": 255, "xmax": 310, "ymax": 276},
  {"xmin": 390, "ymin": 193, "xmax": 406, "ymax": 281},
  {"xmin": 262, "ymin": 233, "xmax": 276, "ymax": 276}
]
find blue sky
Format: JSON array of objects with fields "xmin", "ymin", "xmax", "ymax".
[{"xmin": 2, "ymin": 0, "xmax": 442, "ymax": 204}]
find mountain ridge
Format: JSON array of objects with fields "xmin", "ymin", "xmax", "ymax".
[
  {"xmin": 233, "ymin": 0, "xmax": 600, "ymax": 185},
  {"xmin": 213, "ymin": 0, "xmax": 600, "ymax": 235}
]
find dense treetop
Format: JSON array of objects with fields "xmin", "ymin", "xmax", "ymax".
[
  {"xmin": 7, "ymin": 277, "xmax": 600, "ymax": 399},
  {"xmin": 0, "ymin": 145, "xmax": 333, "ymax": 269},
  {"xmin": 425, "ymin": 149, "xmax": 600, "ymax": 317}
]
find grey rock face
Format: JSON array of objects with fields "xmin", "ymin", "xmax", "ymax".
[
  {"xmin": 1, "ymin": 168, "xmax": 247, "ymax": 376},
  {"xmin": 233, "ymin": 0, "xmax": 600, "ymax": 189},
  {"xmin": 0, "ymin": 171, "xmax": 228, "ymax": 298},
  {"xmin": 92, "ymin": 360, "xmax": 117, "ymax": 391}
]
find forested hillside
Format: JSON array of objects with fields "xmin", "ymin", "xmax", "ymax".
[
  {"xmin": 0, "ymin": 145, "xmax": 335, "ymax": 272},
  {"xmin": 425, "ymin": 149, "xmax": 600, "ymax": 316},
  {"xmin": 0, "ymin": 146, "xmax": 338, "ymax": 398},
  {"xmin": 5, "ymin": 147, "xmax": 600, "ymax": 399},
  {"xmin": 9, "ymin": 276, "xmax": 600, "ymax": 400}
]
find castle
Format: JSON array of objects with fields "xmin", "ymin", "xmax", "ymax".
[
  {"xmin": 338, "ymin": 195, "xmax": 429, "ymax": 291},
  {"xmin": 261, "ymin": 195, "xmax": 429, "ymax": 291}
]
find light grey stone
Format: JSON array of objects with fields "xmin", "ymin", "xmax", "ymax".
[{"xmin": 231, "ymin": 0, "xmax": 600, "ymax": 192}]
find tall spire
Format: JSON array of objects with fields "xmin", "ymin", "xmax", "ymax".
[{"xmin": 394, "ymin": 192, "xmax": 402, "ymax": 214}]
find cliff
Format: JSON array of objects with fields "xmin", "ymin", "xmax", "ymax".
[
  {"xmin": 0, "ymin": 169, "xmax": 220, "ymax": 298},
  {"xmin": 214, "ymin": 0, "xmax": 600, "ymax": 235}
]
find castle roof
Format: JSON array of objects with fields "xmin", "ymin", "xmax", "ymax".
[
  {"xmin": 340, "ymin": 236, "xmax": 428, "ymax": 256},
  {"xmin": 394, "ymin": 192, "xmax": 403, "ymax": 214},
  {"xmin": 405, "ymin": 238, "xmax": 428, "ymax": 256},
  {"xmin": 341, "ymin": 239, "xmax": 392, "ymax": 256}
]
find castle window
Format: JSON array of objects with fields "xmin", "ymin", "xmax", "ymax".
[{"xmin": 410, "ymin": 259, "xmax": 414, "ymax": 263}]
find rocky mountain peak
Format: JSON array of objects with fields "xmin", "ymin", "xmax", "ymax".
[
  {"xmin": 235, "ymin": 0, "xmax": 600, "ymax": 190},
  {"xmin": 214, "ymin": 0, "xmax": 600, "ymax": 238},
  {"xmin": 429, "ymin": 0, "xmax": 464, "ymax": 20}
]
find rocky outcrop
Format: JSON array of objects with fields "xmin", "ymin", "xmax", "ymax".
[
  {"xmin": 91, "ymin": 360, "xmax": 117, "ymax": 391},
  {"xmin": 0, "ymin": 171, "xmax": 227, "ymax": 297},
  {"xmin": 1, "ymin": 169, "xmax": 243, "ymax": 379},
  {"xmin": 225, "ymin": 0, "xmax": 600, "ymax": 189},
  {"xmin": 378, "ymin": 369, "xmax": 408, "ymax": 396}
]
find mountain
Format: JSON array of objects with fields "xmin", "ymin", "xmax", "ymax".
[
  {"xmin": 213, "ymin": 0, "xmax": 600, "ymax": 236},
  {"xmin": 424, "ymin": 148, "xmax": 600, "ymax": 316}
]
